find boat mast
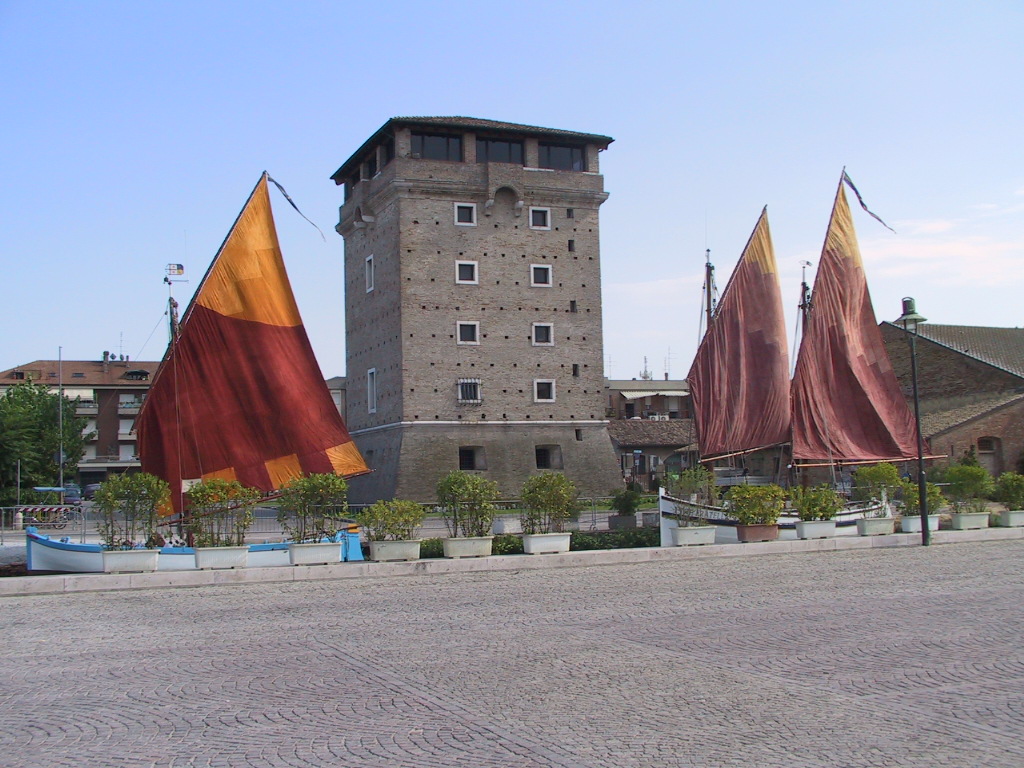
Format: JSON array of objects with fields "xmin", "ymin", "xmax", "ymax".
[
  {"xmin": 704, "ymin": 248, "xmax": 717, "ymax": 331},
  {"xmin": 164, "ymin": 264, "xmax": 187, "ymax": 341}
]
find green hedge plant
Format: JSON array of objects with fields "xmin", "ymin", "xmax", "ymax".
[
  {"xmin": 519, "ymin": 472, "xmax": 580, "ymax": 534},
  {"xmin": 356, "ymin": 499, "xmax": 426, "ymax": 541},
  {"xmin": 789, "ymin": 484, "xmax": 845, "ymax": 522},
  {"xmin": 185, "ymin": 478, "xmax": 259, "ymax": 548},
  {"xmin": 94, "ymin": 472, "xmax": 170, "ymax": 550},
  {"xmin": 277, "ymin": 473, "xmax": 350, "ymax": 543},
  {"xmin": 436, "ymin": 470, "xmax": 498, "ymax": 538},
  {"xmin": 725, "ymin": 484, "xmax": 786, "ymax": 525}
]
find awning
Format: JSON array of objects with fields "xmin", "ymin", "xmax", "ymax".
[{"xmin": 617, "ymin": 389, "xmax": 689, "ymax": 400}]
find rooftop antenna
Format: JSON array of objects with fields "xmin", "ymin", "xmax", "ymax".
[{"xmin": 164, "ymin": 264, "xmax": 188, "ymax": 341}]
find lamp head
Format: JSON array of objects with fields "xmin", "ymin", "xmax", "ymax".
[{"xmin": 897, "ymin": 297, "xmax": 927, "ymax": 334}]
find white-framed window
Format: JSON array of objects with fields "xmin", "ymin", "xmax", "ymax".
[
  {"xmin": 532, "ymin": 323, "xmax": 554, "ymax": 346},
  {"xmin": 455, "ymin": 260, "xmax": 478, "ymax": 284},
  {"xmin": 529, "ymin": 207, "xmax": 551, "ymax": 230},
  {"xmin": 457, "ymin": 321, "xmax": 480, "ymax": 345},
  {"xmin": 457, "ymin": 378, "xmax": 482, "ymax": 404},
  {"xmin": 365, "ymin": 254, "xmax": 374, "ymax": 292},
  {"xmin": 531, "ymin": 264, "xmax": 552, "ymax": 287},
  {"xmin": 534, "ymin": 379, "xmax": 556, "ymax": 402},
  {"xmin": 367, "ymin": 368, "xmax": 377, "ymax": 413},
  {"xmin": 454, "ymin": 203, "xmax": 477, "ymax": 226}
]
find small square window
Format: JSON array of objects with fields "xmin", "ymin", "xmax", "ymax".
[
  {"xmin": 456, "ymin": 260, "xmax": 478, "ymax": 284},
  {"xmin": 567, "ymin": 239, "xmax": 575, "ymax": 252},
  {"xmin": 531, "ymin": 265, "xmax": 552, "ymax": 287},
  {"xmin": 534, "ymin": 380, "xmax": 555, "ymax": 402},
  {"xmin": 365, "ymin": 255, "xmax": 375, "ymax": 292},
  {"xmin": 535, "ymin": 444, "xmax": 563, "ymax": 469},
  {"xmin": 454, "ymin": 203, "xmax": 477, "ymax": 226},
  {"xmin": 566, "ymin": 208, "xmax": 574, "ymax": 218},
  {"xmin": 532, "ymin": 323, "xmax": 554, "ymax": 346},
  {"xmin": 529, "ymin": 207, "xmax": 551, "ymax": 230},
  {"xmin": 458, "ymin": 380, "xmax": 481, "ymax": 403},
  {"xmin": 457, "ymin": 321, "xmax": 480, "ymax": 345}
]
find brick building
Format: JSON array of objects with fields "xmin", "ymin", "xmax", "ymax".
[
  {"xmin": 881, "ymin": 322, "xmax": 1024, "ymax": 476},
  {"xmin": 332, "ymin": 117, "xmax": 621, "ymax": 504}
]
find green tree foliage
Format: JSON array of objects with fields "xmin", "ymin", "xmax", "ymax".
[
  {"xmin": 610, "ymin": 485, "xmax": 643, "ymax": 516},
  {"xmin": 519, "ymin": 472, "xmax": 580, "ymax": 534},
  {"xmin": 852, "ymin": 462, "xmax": 901, "ymax": 503},
  {"xmin": 435, "ymin": 470, "xmax": 498, "ymax": 537},
  {"xmin": 943, "ymin": 463, "xmax": 994, "ymax": 511},
  {"xmin": 899, "ymin": 480, "xmax": 946, "ymax": 517},
  {"xmin": 789, "ymin": 484, "xmax": 845, "ymax": 522},
  {"xmin": 277, "ymin": 473, "xmax": 350, "ymax": 543},
  {"xmin": 994, "ymin": 472, "xmax": 1024, "ymax": 511},
  {"xmin": 725, "ymin": 484, "xmax": 787, "ymax": 525},
  {"xmin": 185, "ymin": 478, "xmax": 259, "ymax": 547},
  {"xmin": 93, "ymin": 472, "xmax": 170, "ymax": 550},
  {"xmin": 0, "ymin": 383, "xmax": 89, "ymax": 505},
  {"xmin": 665, "ymin": 466, "xmax": 719, "ymax": 505},
  {"xmin": 356, "ymin": 499, "xmax": 426, "ymax": 541}
]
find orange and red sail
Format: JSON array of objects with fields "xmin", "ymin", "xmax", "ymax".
[
  {"xmin": 790, "ymin": 182, "xmax": 919, "ymax": 462},
  {"xmin": 689, "ymin": 177, "xmax": 922, "ymax": 465},
  {"xmin": 687, "ymin": 208, "xmax": 791, "ymax": 458},
  {"xmin": 135, "ymin": 174, "xmax": 368, "ymax": 512}
]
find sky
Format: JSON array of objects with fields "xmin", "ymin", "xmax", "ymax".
[{"xmin": 2, "ymin": 1, "xmax": 1022, "ymax": 382}]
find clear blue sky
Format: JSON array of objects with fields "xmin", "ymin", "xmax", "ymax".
[{"xmin": 2, "ymin": 1, "xmax": 1022, "ymax": 380}]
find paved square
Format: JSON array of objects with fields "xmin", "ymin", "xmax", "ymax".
[{"xmin": 1, "ymin": 540, "xmax": 1022, "ymax": 767}]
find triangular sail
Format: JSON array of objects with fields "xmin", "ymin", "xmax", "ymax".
[
  {"xmin": 791, "ymin": 182, "xmax": 919, "ymax": 461},
  {"xmin": 687, "ymin": 208, "xmax": 791, "ymax": 457},
  {"xmin": 135, "ymin": 174, "xmax": 368, "ymax": 512}
]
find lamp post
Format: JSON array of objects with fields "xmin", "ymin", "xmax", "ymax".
[{"xmin": 897, "ymin": 297, "xmax": 929, "ymax": 545}]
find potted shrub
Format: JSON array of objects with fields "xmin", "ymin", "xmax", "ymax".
[
  {"xmin": 277, "ymin": 473, "xmax": 353, "ymax": 565},
  {"xmin": 519, "ymin": 472, "xmax": 579, "ymax": 554},
  {"xmin": 726, "ymin": 484, "xmax": 786, "ymax": 542},
  {"xmin": 93, "ymin": 472, "xmax": 169, "ymax": 573},
  {"xmin": 945, "ymin": 463, "xmax": 994, "ymax": 530},
  {"xmin": 609, "ymin": 484, "xmax": 643, "ymax": 530},
  {"xmin": 436, "ymin": 470, "xmax": 498, "ymax": 558},
  {"xmin": 356, "ymin": 499, "xmax": 426, "ymax": 562},
  {"xmin": 184, "ymin": 478, "xmax": 259, "ymax": 569},
  {"xmin": 664, "ymin": 467, "xmax": 717, "ymax": 546},
  {"xmin": 790, "ymin": 484, "xmax": 844, "ymax": 540},
  {"xmin": 994, "ymin": 471, "xmax": 1024, "ymax": 527},
  {"xmin": 897, "ymin": 479, "xmax": 945, "ymax": 533},
  {"xmin": 852, "ymin": 462, "xmax": 901, "ymax": 516}
]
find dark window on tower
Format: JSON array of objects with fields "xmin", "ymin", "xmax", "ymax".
[
  {"xmin": 476, "ymin": 138, "xmax": 524, "ymax": 164},
  {"xmin": 382, "ymin": 137, "xmax": 395, "ymax": 165},
  {"xmin": 411, "ymin": 132, "xmax": 462, "ymax": 161},
  {"xmin": 535, "ymin": 446, "xmax": 552, "ymax": 469},
  {"xmin": 538, "ymin": 143, "xmax": 585, "ymax": 171}
]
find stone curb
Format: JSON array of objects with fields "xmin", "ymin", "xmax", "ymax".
[{"xmin": 2, "ymin": 526, "xmax": 1021, "ymax": 597}]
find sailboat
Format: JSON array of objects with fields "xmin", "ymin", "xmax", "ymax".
[
  {"xmin": 666, "ymin": 173, "xmax": 920, "ymax": 525},
  {"xmin": 27, "ymin": 174, "xmax": 371, "ymax": 572}
]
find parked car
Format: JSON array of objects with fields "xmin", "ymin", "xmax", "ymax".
[
  {"xmin": 83, "ymin": 483, "xmax": 102, "ymax": 500},
  {"xmin": 62, "ymin": 483, "xmax": 82, "ymax": 505}
]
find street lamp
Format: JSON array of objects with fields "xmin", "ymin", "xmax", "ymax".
[{"xmin": 897, "ymin": 297, "xmax": 929, "ymax": 546}]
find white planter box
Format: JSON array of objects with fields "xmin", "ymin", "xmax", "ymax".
[
  {"xmin": 669, "ymin": 525, "xmax": 716, "ymax": 546},
  {"xmin": 794, "ymin": 520, "xmax": 836, "ymax": 540},
  {"xmin": 951, "ymin": 512, "xmax": 990, "ymax": 530},
  {"xmin": 102, "ymin": 549, "xmax": 159, "ymax": 573},
  {"xmin": 899, "ymin": 515, "xmax": 941, "ymax": 534},
  {"xmin": 442, "ymin": 536, "xmax": 493, "ymax": 559},
  {"xmin": 368, "ymin": 539, "xmax": 422, "ymax": 562},
  {"xmin": 522, "ymin": 532, "xmax": 571, "ymax": 554},
  {"xmin": 194, "ymin": 546, "xmax": 249, "ymax": 570},
  {"xmin": 856, "ymin": 517, "xmax": 895, "ymax": 536},
  {"xmin": 288, "ymin": 541, "xmax": 342, "ymax": 565},
  {"xmin": 997, "ymin": 509, "xmax": 1024, "ymax": 528},
  {"xmin": 491, "ymin": 517, "xmax": 522, "ymax": 535}
]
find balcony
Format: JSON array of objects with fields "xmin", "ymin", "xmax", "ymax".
[
  {"xmin": 76, "ymin": 401, "xmax": 98, "ymax": 415},
  {"xmin": 118, "ymin": 399, "xmax": 144, "ymax": 414}
]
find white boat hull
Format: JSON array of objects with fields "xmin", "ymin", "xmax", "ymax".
[{"xmin": 25, "ymin": 528, "xmax": 364, "ymax": 574}]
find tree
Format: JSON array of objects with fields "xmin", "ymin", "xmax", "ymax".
[
  {"xmin": 0, "ymin": 383, "xmax": 89, "ymax": 505},
  {"xmin": 276, "ymin": 473, "xmax": 350, "ymax": 542},
  {"xmin": 94, "ymin": 472, "xmax": 170, "ymax": 550},
  {"xmin": 436, "ymin": 470, "xmax": 499, "ymax": 537},
  {"xmin": 520, "ymin": 472, "xmax": 580, "ymax": 533}
]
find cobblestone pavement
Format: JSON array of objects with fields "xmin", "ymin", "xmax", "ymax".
[{"xmin": 1, "ymin": 541, "xmax": 1022, "ymax": 768}]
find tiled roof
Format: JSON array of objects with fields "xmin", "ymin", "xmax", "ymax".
[
  {"xmin": 920, "ymin": 392, "xmax": 1024, "ymax": 437},
  {"xmin": 333, "ymin": 116, "xmax": 613, "ymax": 181},
  {"xmin": 607, "ymin": 419, "xmax": 697, "ymax": 449},
  {"xmin": 914, "ymin": 324, "xmax": 1024, "ymax": 379},
  {"xmin": 0, "ymin": 359, "xmax": 161, "ymax": 388}
]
